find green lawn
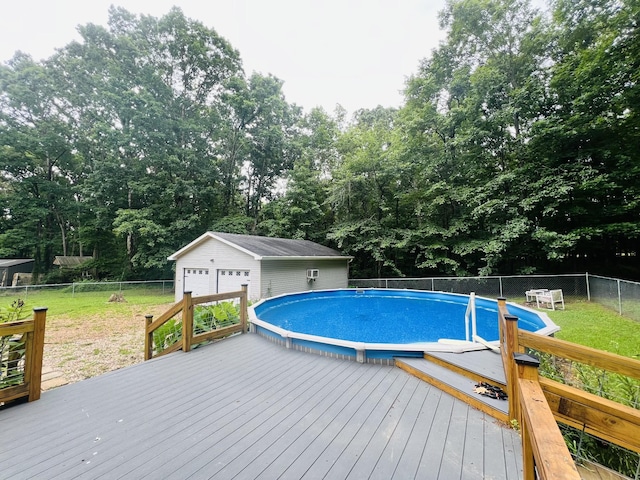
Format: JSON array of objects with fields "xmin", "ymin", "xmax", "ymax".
[
  {"xmin": 6, "ymin": 288, "xmax": 175, "ymax": 320},
  {"xmin": 544, "ymin": 300, "xmax": 640, "ymax": 359}
]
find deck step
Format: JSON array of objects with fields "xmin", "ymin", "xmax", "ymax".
[
  {"xmin": 424, "ymin": 350, "xmax": 507, "ymax": 387},
  {"xmin": 396, "ymin": 356, "xmax": 510, "ymax": 423}
]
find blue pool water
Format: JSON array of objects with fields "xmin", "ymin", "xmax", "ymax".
[{"xmin": 253, "ymin": 289, "xmax": 555, "ymax": 345}]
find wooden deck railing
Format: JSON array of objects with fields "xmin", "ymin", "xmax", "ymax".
[
  {"xmin": 0, "ymin": 308, "xmax": 47, "ymax": 404},
  {"xmin": 497, "ymin": 298, "xmax": 640, "ymax": 480},
  {"xmin": 145, "ymin": 285, "xmax": 248, "ymax": 360}
]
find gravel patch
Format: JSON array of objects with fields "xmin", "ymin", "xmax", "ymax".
[{"xmin": 43, "ymin": 303, "xmax": 173, "ymax": 385}]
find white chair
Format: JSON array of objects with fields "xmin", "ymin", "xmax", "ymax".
[
  {"xmin": 536, "ymin": 289, "xmax": 565, "ymax": 310},
  {"xmin": 525, "ymin": 289, "xmax": 548, "ymax": 303}
]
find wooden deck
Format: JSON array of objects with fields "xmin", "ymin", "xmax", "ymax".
[{"xmin": 0, "ymin": 334, "xmax": 523, "ymax": 479}]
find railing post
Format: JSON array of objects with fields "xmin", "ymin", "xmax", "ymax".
[
  {"xmin": 145, "ymin": 315, "xmax": 153, "ymax": 361},
  {"xmin": 502, "ymin": 308, "xmax": 520, "ymax": 423},
  {"xmin": 497, "ymin": 297, "xmax": 507, "ymax": 346},
  {"xmin": 28, "ymin": 307, "xmax": 47, "ymax": 401},
  {"xmin": 240, "ymin": 284, "xmax": 248, "ymax": 333},
  {"xmin": 515, "ymin": 352, "xmax": 581, "ymax": 480},
  {"xmin": 514, "ymin": 353, "xmax": 541, "ymax": 480},
  {"xmin": 182, "ymin": 292, "xmax": 193, "ymax": 353}
]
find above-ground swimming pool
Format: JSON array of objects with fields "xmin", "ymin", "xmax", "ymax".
[{"xmin": 249, "ymin": 289, "xmax": 560, "ymax": 363}]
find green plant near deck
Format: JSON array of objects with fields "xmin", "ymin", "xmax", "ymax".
[
  {"xmin": 153, "ymin": 302, "xmax": 241, "ymax": 354},
  {"xmin": 0, "ymin": 299, "xmax": 29, "ymax": 389},
  {"xmin": 152, "ymin": 319, "xmax": 183, "ymax": 352}
]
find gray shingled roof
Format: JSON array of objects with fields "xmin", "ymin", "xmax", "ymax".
[
  {"xmin": 213, "ymin": 232, "xmax": 346, "ymax": 258},
  {"xmin": 0, "ymin": 259, "xmax": 34, "ymax": 268}
]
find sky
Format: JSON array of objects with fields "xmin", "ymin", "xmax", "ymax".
[{"xmin": 0, "ymin": 0, "xmax": 449, "ymax": 115}]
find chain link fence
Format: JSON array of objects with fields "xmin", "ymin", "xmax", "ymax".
[
  {"xmin": 0, "ymin": 280, "xmax": 175, "ymax": 299},
  {"xmin": 588, "ymin": 274, "xmax": 640, "ymax": 322},
  {"xmin": 350, "ymin": 273, "xmax": 640, "ymax": 322}
]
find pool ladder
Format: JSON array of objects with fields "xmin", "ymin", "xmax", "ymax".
[
  {"xmin": 465, "ymin": 292, "xmax": 477, "ymax": 342},
  {"xmin": 465, "ymin": 292, "xmax": 499, "ymax": 352}
]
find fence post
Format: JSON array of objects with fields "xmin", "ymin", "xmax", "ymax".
[
  {"xmin": 144, "ymin": 315, "xmax": 153, "ymax": 361},
  {"xmin": 617, "ymin": 279, "xmax": 622, "ymax": 315},
  {"xmin": 182, "ymin": 292, "xmax": 193, "ymax": 353},
  {"xmin": 585, "ymin": 272, "xmax": 591, "ymax": 302},
  {"xmin": 28, "ymin": 307, "xmax": 47, "ymax": 401},
  {"xmin": 499, "ymin": 276, "xmax": 503, "ymax": 297},
  {"xmin": 240, "ymin": 284, "xmax": 248, "ymax": 333}
]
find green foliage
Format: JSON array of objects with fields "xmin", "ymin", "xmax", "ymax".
[
  {"xmin": 1, "ymin": 299, "xmax": 28, "ymax": 389},
  {"xmin": 152, "ymin": 302, "xmax": 240, "ymax": 354},
  {"xmin": 194, "ymin": 302, "xmax": 240, "ymax": 332},
  {"xmin": 152, "ymin": 319, "xmax": 182, "ymax": 353},
  {"xmin": 0, "ymin": 298, "xmax": 27, "ymax": 324}
]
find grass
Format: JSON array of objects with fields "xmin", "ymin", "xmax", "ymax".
[
  {"xmin": 544, "ymin": 300, "xmax": 640, "ymax": 359},
  {"xmin": 14, "ymin": 288, "xmax": 175, "ymax": 320}
]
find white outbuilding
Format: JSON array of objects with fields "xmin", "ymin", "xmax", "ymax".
[{"xmin": 168, "ymin": 232, "xmax": 352, "ymax": 302}]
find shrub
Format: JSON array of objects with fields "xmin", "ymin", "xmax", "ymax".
[
  {"xmin": 0, "ymin": 299, "xmax": 28, "ymax": 389},
  {"xmin": 152, "ymin": 301, "xmax": 241, "ymax": 354}
]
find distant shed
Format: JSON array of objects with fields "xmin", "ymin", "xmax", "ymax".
[
  {"xmin": 0, "ymin": 259, "xmax": 35, "ymax": 287},
  {"xmin": 168, "ymin": 232, "xmax": 352, "ymax": 302},
  {"xmin": 53, "ymin": 256, "xmax": 93, "ymax": 268}
]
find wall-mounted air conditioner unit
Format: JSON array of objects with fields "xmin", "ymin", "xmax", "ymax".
[{"xmin": 306, "ymin": 269, "xmax": 319, "ymax": 281}]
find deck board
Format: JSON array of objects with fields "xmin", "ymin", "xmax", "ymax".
[{"xmin": 0, "ymin": 333, "xmax": 522, "ymax": 479}]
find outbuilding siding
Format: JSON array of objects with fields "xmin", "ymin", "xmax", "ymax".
[{"xmin": 260, "ymin": 259, "xmax": 349, "ymax": 298}]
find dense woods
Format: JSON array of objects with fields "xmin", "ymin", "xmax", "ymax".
[{"xmin": 1, "ymin": 0, "xmax": 638, "ymax": 282}]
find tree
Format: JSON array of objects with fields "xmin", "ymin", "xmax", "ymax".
[
  {"xmin": 258, "ymin": 107, "xmax": 338, "ymax": 242},
  {"xmin": 529, "ymin": 0, "xmax": 640, "ymax": 275},
  {"xmin": 398, "ymin": 0, "xmax": 561, "ymax": 275},
  {"xmin": 50, "ymin": 6, "xmax": 244, "ymax": 277},
  {"xmin": 0, "ymin": 53, "xmax": 80, "ymax": 278},
  {"xmin": 241, "ymin": 73, "xmax": 302, "ymax": 230}
]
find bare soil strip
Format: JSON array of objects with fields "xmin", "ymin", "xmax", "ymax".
[{"xmin": 43, "ymin": 303, "xmax": 173, "ymax": 386}]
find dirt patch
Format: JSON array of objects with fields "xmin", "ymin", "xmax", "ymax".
[{"xmin": 43, "ymin": 303, "xmax": 173, "ymax": 385}]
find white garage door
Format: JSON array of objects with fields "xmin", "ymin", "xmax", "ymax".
[
  {"xmin": 217, "ymin": 269, "xmax": 250, "ymax": 294},
  {"xmin": 183, "ymin": 268, "xmax": 210, "ymax": 297}
]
